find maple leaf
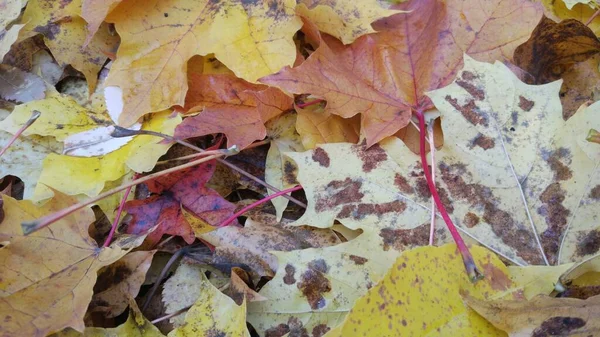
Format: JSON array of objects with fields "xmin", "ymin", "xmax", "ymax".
[
  {"xmin": 19, "ymin": 0, "xmax": 118, "ymax": 93},
  {"xmin": 174, "ymin": 73, "xmax": 293, "ymax": 149},
  {"xmin": 102, "ymin": 0, "xmax": 302, "ymax": 127},
  {"xmin": 328, "ymin": 244, "xmax": 513, "ymax": 336},
  {"xmin": 466, "ymin": 295, "xmax": 600, "ymax": 336},
  {"xmin": 0, "ymin": 193, "xmax": 129, "ymax": 337},
  {"xmin": 294, "ymin": 104, "xmax": 360, "ymax": 150},
  {"xmin": 426, "ymin": 55, "xmax": 600, "ymax": 265},
  {"xmin": 262, "ymin": 0, "xmax": 543, "ymax": 146},
  {"xmin": 123, "ymin": 158, "xmax": 236, "ymax": 246}
]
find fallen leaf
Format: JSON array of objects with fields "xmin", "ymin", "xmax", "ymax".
[
  {"xmin": 162, "ymin": 261, "xmax": 207, "ymax": 327},
  {"xmin": 226, "ymin": 267, "xmax": 267, "ymax": 305},
  {"xmin": 0, "ymin": 193, "xmax": 128, "ymax": 337},
  {"xmin": 265, "ymin": 112, "xmax": 304, "ymax": 220},
  {"xmin": 507, "ymin": 264, "xmax": 573, "ymax": 300},
  {"xmin": 542, "ymin": 0, "xmax": 600, "ymax": 36},
  {"xmin": 559, "ymin": 54, "xmax": 600, "ymax": 120},
  {"xmin": 0, "ymin": 0, "xmax": 25, "ymax": 60},
  {"xmin": 262, "ymin": 0, "xmax": 543, "ymax": 145},
  {"xmin": 295, "ymin": 0, "xmax": 401, "ymax": 44},
  {"xmin": 81, "ymin": 0, "xmax": 123, "ymax": 45},
  {"xmin": 556, "ymin": 253, "xmax": 600, "ymax": 298},
  {"xmin": 167, "ymin": 268, "xmax": 250, "ymax": 337},
  {"xmin": 330, "ymin": 244, "xmax": 512, "ymax": 337},
  {"xmin": 466, "ymin": 294, "xmax": 600, "ymax": 337},
  {"xmin": 0, "ymin": 64, "xmax": 46, "ymax": 103},
  {"xmin": 53, "ymin": 298, "xmax": 165, "ymax": 337},
  {"xmin": 563, "ymin": 0, "xmax": 598, "ymax": 10},
  {"xmin": 174, "ymin": 73, "xmax": 292, "ymax": 149},
  {"xmin": 90, "ymin": 250, "xmax": 157, "ymax": 318},
  {"xmin": 124, "ymin": 158, "xmax": 236, "ymax": 246},
  {"xmin": 294, "ymin": 104, "xmax": 360, "ymax": 149},
  {"xmin": 426, "ymin": 55, "xmax": 600, "ymax": 265},
  {"xmin": 104, "ymin": 0, "xmax": 302, "ymax": 126}
]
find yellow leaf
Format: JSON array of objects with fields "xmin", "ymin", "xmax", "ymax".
[
  {"xmin": 265, "ymin": 112, "xmax": 305, "ymax": 220},
  {"xmin": 426, "ymin": 55, "xmax": 600, "ymax": 265},
  {"xmin": 167, "ymin": 267, "xmax": 250, "ymax": 337},
  {"xmin": 34, "ymin": 110, "xmax": 181, "ymax": 200},
  {"xmin": 563, "ymin": 0, "xmax": 598, "ymax": 10},
  {"xmin": 295, "ymin": 0, "xmax": 402, "ymax": 44},
  {"xmin": 0, "ymin": 0, "xmax": 24, "ymax": 60},
  {"xmin": 558, "ymin": 253, "xmax": 600, "ymax": 293},
  {"xmin": 0, "ymin": 193, "xmax": 127, "ymax": 337},
  {"xmin": 542, "ymin": 0, "xmax": 600, "ymax": 36},
  {"xmin": 295, "ymin": 105, "xmax": 360, "ymax": 149},
  {"xmin": 53, "ymin": 298, "xmax": 165, "ymax": 337},
  {"xmin": 507, "ymin": 264, "xmax": 573, "ymax": 300},
  {"xmin": 333, "ymin": 244, "xmax": 510, "ymax": 336},
  {"xmin": 20, "ymin": 0, "xmax": 118, "ymax": 93},
  {"xmin": 466, "ymin": 295, "xmax": 600, "ymax": 337},
  {"xmin": 105, "ymin": 0, "xmax": 302, "ymax": 126}
]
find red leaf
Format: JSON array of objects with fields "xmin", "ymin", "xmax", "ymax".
[{"xmin": 124, "ymin": 159, "xmax": 236, "ymax": 245}]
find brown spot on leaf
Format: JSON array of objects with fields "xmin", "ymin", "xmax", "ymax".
[
  {"xmin": 576, "ymin": 229, "xmax": 600, "ymax": 257},
  {"xmin": 298, "ymin": 259, "xmax": 331, "ymax": 310},
  {"xmin": 462, "ymin": 71, "xmax": 477, "ymax": 81},
  {"xmin": 352, "ymin": 142, "xmax": 388, "ymax": 173},
  {"xmin": 349, "ymin": 255, "xmax": 368, "ymax": 265},
  {"xmin": 265, "ymin": 317, "xmax": 309, "ymax": 337},
  {"xmin": 283, "ymin": 264, "xmax": 296, "ymax": 285},
  {"xmin": 93, "ymin": 263, "xmax": 132, "ymax": 293},
  {"xmin": 589, "ymin": 185, "xmax": 600, "ymax": 199},
  {"xmin": 518, "ymin": 96, "xmax": 534, "ymax": 111},
  {"xmin": 315, "ymin": 178, "xmax": 364, "ymax": 212},
  {"xmin": 394, "ymin": 173, "xmax": 414, "ymax": 194},
  {"xmin": 284, "ymin": 160, "xmax": 298, "ymax": 185},
  {"xmin": 380, "ymin": 225, "xmax": 430, "ymax": 251},
  {"xmin": 415, "ymin": 177, "xmax": 431, "ymax": 199},
  {"xmin": 558, "ymin": 285, "xmax": 600, "ymax": 299},
  {"xmin": 439, "ymin": 162, "xmax": 543, "ymax": 264},
  {"xmin": 206, "ymin": 328, "xmax": 227, "ymax": 337},
  {"xmin": 336, "ymin": 200, "xmax": 406, "ymax": 220},
  {"xmin": 34, "ymin": 22, "xmax": 61, "ymax": 40},
  {"xmin": 456, "ymin": 79, "xmax": 485, "ymax": 100},
  {"xmin": 482, "ymin": 262, "xmax": 512, "ymax": 291},
  {"xmin": 444, "ymin": 96, "xmax": 488, "ymax": 126},
  {"xmin": 463, "ymin": 212, "xmax": 480, "ymax": 228},
  {"xmin": 471, "ymin": 134, "xmax": 495, "ymax": 150},
  {"xmin": 538, "ymin": 182, "xmax": 571, "ymax": 264},
  {"xmin": 546, "ymin": 148, "xmax": 573, "ymax": 181},
  {"xmin": 312, "ymin": 148, "xmax": 330, "ymax": 167},
  {"xmin": 532, "ymin": 317, "xmax": 586, "ymax": 337},
  {"xmin": 312, "ymin": 324, "xmax": 330, "ymax": 337}
]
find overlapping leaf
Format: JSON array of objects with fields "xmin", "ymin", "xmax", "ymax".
[{"xmin": 262, "ymin": 0, "xmax": 543, "ymax": 145}]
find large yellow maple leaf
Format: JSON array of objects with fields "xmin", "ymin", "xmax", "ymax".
[{"xmin": 0, "ymin": 193, "xmax": 129, "ymax": 337}]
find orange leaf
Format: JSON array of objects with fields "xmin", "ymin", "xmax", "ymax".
[{"xmin": 262, "ymin": 0, "xmax": 543, "ymax": 146}]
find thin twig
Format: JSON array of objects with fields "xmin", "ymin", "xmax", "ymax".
[
  {"xmin": 142, "ymin": 246, "xmax": 189, "ymax": 311},
  {"xmin": 150, "ymin": 305, "xmax": 192, "ymax": 324},
  {"xmin": 586, "ymin": 8, "xmax": 600, "ymax": 26},
  {"xmin": 21, "ymin": 150, "xmax": 232, "ymax": 235},
  {"xmin": 112, "ymin": 127, "xmax": 306, "ymax": 208},
  {"xmin": 218, "ymin": 185, "xmax": 303, "ymax": 228},
  {"xmin": 415, "ymin": 110, "xmax": 483, "ymax": 282},
  {"xmin": 427, "ymin": 123, "xmax": 436, "ymax": 246},
  {"xmin": 102, "ymin": 174, "xmax": 138, "ymax": 248},
  {"xmin": 0, "ymin": 110, "xmax": 41, "ymax": 158}
]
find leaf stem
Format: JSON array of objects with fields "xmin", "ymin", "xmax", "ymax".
[
  {"xmin": 427, "ymin": 122, "xmax": 437, "ymax": 246},
  {"xmin": 217, "ymin": 185, "xmax": 303, "ymax": 228},
  {"xmin": 295, "ymin": 99, "xmax": 325, "ymax": 108},
  {"xmin": 586, "ymin": 8, "xmax": 600, "ymax": 26},
  {"xmin": 415, "ymin": 110, "xmax": 483, "ymax": 282},
  {"xmin": 150, "ymin": 305, "xmax": 192, "ymax": 324},
  {"xmin": 0, "ymin": 110, "xmax": 41, "ymax": 158},
  {"xmin": 21, "ymin": 149, "xmax": 231, "ymax": 236},
  {"xmin": 102, "ymin": 174, "xmax": 138, "ymax": 248},
  {"xmin": 111, "ymin": 126, "xmax": 306, "ymax": 208}
]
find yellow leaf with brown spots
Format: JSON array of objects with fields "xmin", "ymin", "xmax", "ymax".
[
  {"xmin": 331, "ymin": 244, "xmax": 512, "ymax": 337},
  {"xmin": 104, "ymin": 0, "xmax": 302, "ymax": 126},
  {"xmin": 466, "ymin": 294, "xmax": 600, "ymax": 337},
  {"xmin": 295, "ymin": 0, "xmax": 402, "ymax": 44},
  {"xmin": 0, "ymin": 193, "xmax": 128, "ymax": 337},
  {"xmin": 19, "ymin": 0, "xmax": 118, "ymax": 93}
]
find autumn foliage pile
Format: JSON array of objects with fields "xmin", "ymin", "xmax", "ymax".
[{"xmin": 2, "ymin": 0, "xmax": 600, "ymax": 336}]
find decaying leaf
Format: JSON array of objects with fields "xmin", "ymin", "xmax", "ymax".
[
  {"xmin": 90, "ymin": 250, "xmax": 156, "ymax": 318},
  {"xmin": 328, "ymin": 244, "xmax": 512, "ymax": 337},
  {"xmin": 426, "ymin": 55, "xmax": 600, "ymax": 265},
  {"xmin": 124, "ymin": 158, "xmax": 236, "ymax": 245},
  {"xmin": 556, "ymin": 253, "xmax": 600, "ymax": 298},
  {"xmin": 262, "ymin": 0, "xmax": 543, "ymax": 145},
  {"xmin": 0, "ymin": 64, "xmax": 46, "ymax": 103},
  {"xmin": 0, "ymin": 0, "xmax": 25, "ymax": 60},
  {"xmin": 466, "ymin": 294, "xmax": 600, "ymax": 337},
  {"xmin": 0, "ymin": 193, "xmax": 128, "ymax": 337},
  {"xmin": 174, "ymin": 73, "xmax": 292, "ymax": 149},
  {"xmin": 104, "ymin": 0, "xmax": 302, "ymax": 126},
  {"xmin": 167, "ymin": 266, "xmax": 250, "ymax": 337},
  {"xmin": 542, "ymin": 0, "xmax": 600, "ymax": 36}
]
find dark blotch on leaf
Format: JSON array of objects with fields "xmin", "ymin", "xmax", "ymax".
[
  {"xmin": 575, "ymin": 229, "xmax": 600, "ymax": 257},
  {"xmin": 298, "ymin": 259, "xmax": 331, "ymax": 310},
  {"xmin": 532, "ymin": 316, "xmax": 586, "ymax": 337},
  {"xmin": 589, "ymin": 185, "xmax": 600, "ymax": 199},
  {"xmin": 518, "ymin": 96, "xmax": 535, "ymax": 111},
  {"xmin": 349, "ymin": 255, "xmax": 368, "ymax": 265},
  {"xmin": 315, "ymin": 178, "xmax": 364, "ymax": 212},
  {"xmin": 463, "ymin": 212, "xmax": 480, "ymax": 228},
  {"xmin": 311, "ymin": 324, "xmax": 330, "ymax": 337},
  {"xmin": 283, "ymin": 264, "xmax": 296, "ymax": 285},
  {"xmin": 394, "ymin": 173, "xmax": 414, "ymax": 194},
  {"xmin": 311, "ymin": 148, "xmax": 330, "ymax": 167},
  {"xmin": 471, "ymin": 133, "xmax": 495, "ymax": 150},
  {"xmin": 93, "ymin": 263, "xmax": 133, "ymax": 293},
  {"xmin": 444, "ymin": 96, "xmax": 488, "ymax": 126},
  {"xmin": 352, "ymin": 141, "xmax": 388, "ymax": 173}
]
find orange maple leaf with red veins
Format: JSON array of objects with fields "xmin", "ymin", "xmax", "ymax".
[
  {"xmin": 123, "ymin": 159, "xmax": 236, "ymax": 245},
  {"xmin": 260, "ymin": 0, "xmax": 543, "ymax": 146},
  {"xmin": 174, "ymin": 73, "xmax": 293, "ymax": 149}
]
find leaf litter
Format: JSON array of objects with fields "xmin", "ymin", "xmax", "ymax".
[{"xmin": 1, "ymin": 0, "xmax": 600, "ymax": 336}]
